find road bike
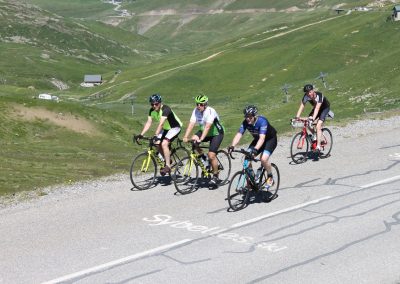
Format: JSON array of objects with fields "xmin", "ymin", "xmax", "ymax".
[
  {"xmin": 227, "ymin": 149, "xmax": 280, "ymax": 211},
  {"xmin": 172, "ymin": 141, "xmax": 231, "ymax": 194},
  {"xmin": 130, "ymin": 135, "xmax": 189, "ymax": 190},
  {"xmin": 289, "ymin": 118, "xmax": 333, "ymax": 164}
]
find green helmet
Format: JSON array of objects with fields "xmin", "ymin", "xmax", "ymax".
[{"xmin": 195, "ymin": 94, "xmax": 208, "ymax": 104}]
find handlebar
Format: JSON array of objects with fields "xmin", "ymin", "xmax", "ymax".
[
  {"xmin": 290, "ymin": 118, "xmax": 312, "ymax": 128},
  {"xmin": 132, "ymin": 135, "xmax": 184, "ymax": 147},
  {"xmin": 228, "ymin": 148, "xmax": 260, "ymax": 162}
]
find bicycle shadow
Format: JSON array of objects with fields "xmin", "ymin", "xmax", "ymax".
[
  {"xmin": 130, "ymin": 176, "xmax": 173, "ymax": 191},
  {"xmin": 289, "ymin": 152, "xmax": 330, "ymax": 165},
  {"xmin": 227, "ymin": 191, "xmax": 279, "ymax": 212}
]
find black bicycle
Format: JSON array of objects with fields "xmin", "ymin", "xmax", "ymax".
[{"xmin": 227, "ymin": 149, "xmax": 280, "ymax": 211}]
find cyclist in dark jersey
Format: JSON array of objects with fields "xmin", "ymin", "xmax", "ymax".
[
  {"xmin": 136, "ymin": 94, "xmax": 182, "ymax": 175},
  {"xmin": 228, "ymin": 105, "xmax": 278, "ymax": 187},
  {"xmin": 295, "ymin": 84, "xmax": 332, "ymax": 152}
]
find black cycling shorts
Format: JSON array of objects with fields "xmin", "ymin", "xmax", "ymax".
[{"xmin": 195, "ymin": 131, "xmax": 224, "ymax": 153}]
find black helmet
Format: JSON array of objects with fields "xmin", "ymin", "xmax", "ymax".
[
  {"xmin": 303, "ymin": 84, "xmax": 313, "ymax": 93},
  {"xmin": 243, "ymin": 105, "xmax": 258, "ymax": 116},
  {"xmin": 149, "ymin": 93, "xmax": 162, "ymax": 103}
]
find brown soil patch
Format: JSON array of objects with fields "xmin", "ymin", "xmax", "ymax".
[{"xmin": 11, "ymin": 104, "xmax": 101, "ymax": 136}]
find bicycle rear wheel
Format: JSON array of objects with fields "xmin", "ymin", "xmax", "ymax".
[
  {"xmin": 290, "ymin": 132, "xmax": 309, "ymax": 164},
  {"xmin": 216, "ymin": 150, "xmax": 231, "ymax": 185},
  {"xmin": 173, "ymin": 157, "xmax": 199, "ymax": 194},
  {"xmin": 259, "ymin": 163, "xmax": 280, "ymax": 202},
  {"xmin": 130, "ymin": 152, "xmax": 156, "ymax": 190},
  {"xmin": 227, "ymin": 171, "xmax": 251, "ymax": 211},
  {"xmin": 319, "ymin": 128, "xmax": 333, "ymax": 158}
]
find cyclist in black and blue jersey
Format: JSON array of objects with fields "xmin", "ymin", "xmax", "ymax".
[{"xmin": 228, "ymin": 105, "xmax": 277, "ymax": 187}]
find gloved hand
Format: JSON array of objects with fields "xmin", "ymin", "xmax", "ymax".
[
  {"xmin": 248, "ymin": 147, "xmax": 258, "ymax": 157},
  {"xmin": 152, "ymin": 135, "xmax": 160, "ymax": 143},
  {"xmin": 227, "ymin": 146, "xmax": 234, "ymax": 154},
  {"xmin": 134, "ymin": 134, "xmax": 143, "ymax": 143},
  {"xmin": 308, "ymin": 116, "xmax": 314, "ymax": 125}
]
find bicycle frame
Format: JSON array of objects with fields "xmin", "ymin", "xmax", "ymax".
[
  {"xmin": 293, "ymin": 119, "xmax": 318, "ymax": 151},
  {"xmin": 183, "ymin": 142, "xmax": 211, "ymax": 179},
  {"xmin": 231, "ymin": 149, "xmax": 261, "ymax": 190}
]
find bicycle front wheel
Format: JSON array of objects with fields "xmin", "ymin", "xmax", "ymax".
[
  {"xmin": 259, "ymin": 163, "xmax": 280, "ymax": 202},
  {"xmin": 170, "ymin": 146, "xmax": 190, "ymax": 170},
  {"xmin": 130, "ymin": 152, "xmax": 157, "ymax": 190},
  {"xmin": 290, "ymin": 132, "xmax": 309, "ymax": 164},
  {"xmin": 216, "ymin": 150, "xmax": 231, "ymax": 185},
  {"xmin": 173, "ymin": 157, "xmax": 199, "ymax": 195},
  {"xmin": 227, "ymin": 171, "xmax": 250, "ymax": 211},
  {"xmin": 320, "ymin": 128, "xmax": 333, "ymax": 158}
]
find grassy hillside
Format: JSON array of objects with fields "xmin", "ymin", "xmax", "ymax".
[{"xmin": 1, "ymin": 0, "xmax": 399, "ymax": 196}]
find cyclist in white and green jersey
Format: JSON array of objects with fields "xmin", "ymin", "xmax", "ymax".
[
  {"xmin": 183, "ymin": 94, "xmax": 224, "ymax": 185},
  {"xmin": 136, "ymin": 94, "xmax": 182, "ymax": 176}
]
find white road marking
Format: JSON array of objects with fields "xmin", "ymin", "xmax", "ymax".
[
  {"xmin": 41, "ymin": 239, "xmax": 192, "ymax": 284},
  {"xmin": 231, "ymin": 196, "xmax": 333, "ymax": 228},
  {"xmin": 360, "ymin": 175, "xmax": 400, "ymax": 189}
]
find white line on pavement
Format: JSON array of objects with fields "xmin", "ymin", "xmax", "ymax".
[
  {"xmin": 360, "ymin": 175, "xmax": 400, "ymax": 189},
  {"xmin": 41, "ymin": 239, "xmax": 192, "ymax": 284},
  {"xmin": 230, "ymin": 196, "xmax": 334, "ymax": 228}
]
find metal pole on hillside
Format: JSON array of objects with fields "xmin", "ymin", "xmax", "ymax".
[
  {"xmin": 316, "ymin": 72, "xmax": 328, "ymax": 88},
  {"xmin": 282, "ymin": 83, "xmax": 291, "ymax": 103},
  {"xmin": 130, "ymin": 95, "xmax": 136, "ymax": 116}
]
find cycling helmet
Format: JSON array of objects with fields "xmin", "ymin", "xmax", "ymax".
[
  {"xmin": 303, "ymin": 84, "xmax": 314, "ymax": 93},
  {"xmin": 243, "ymin": 105, "xmax": 258, "ymax": 116},
  {"xmin": 195, "ymin": 94, "xmax": 208, "ymax": 104},
  {"xmin": 149, "ymin": 93, "xmax": 162, "ymax": 103}
]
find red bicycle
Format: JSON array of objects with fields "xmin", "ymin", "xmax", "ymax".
[{"xmin": 290, "ymin": 118, "xmax": 333, "ymax": 164}]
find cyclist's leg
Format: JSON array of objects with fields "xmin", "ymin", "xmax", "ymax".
[
  {"xmin": 261, "ymin": 136, "xmax": 277, "ymax": 186},
  {"xmin": 192, "ymin": 130, "xmax": 205, "ymax": 156},
  {"xmin": 316, "ymin": 108, "xmax": 329, "ymax": 149},
  {"xmin": 207, "ymin": 134, "xmax": 223, "ymax": 177},
  {"xmin": 162, "ymin": 127, "xmax": 180, "ymax": 169}
]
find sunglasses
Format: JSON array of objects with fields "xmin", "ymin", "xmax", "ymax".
[
  {"xmin": 244, "ymin": 115, "xmax": 254, "ymax": 119},
  {"xmin": 196, "ymin": 103, "xmax": 205, "ymax": 107},
  {"xmin": 151, "ymin": 102, "xmax": 160, "ymax": 106}
]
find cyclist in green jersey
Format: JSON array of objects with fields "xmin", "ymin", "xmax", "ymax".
[
  {"xmin": 136, "ymin": 94, "xmax": 182, "ymax": 175},
  {"xmin": 182, "ymin": 95, "xmax": 224, "ymax": 185}
]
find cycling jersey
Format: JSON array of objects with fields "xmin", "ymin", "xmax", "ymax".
[
  {"xmin": 190, "ymin": 106, "xmax": 224, "ymax": 137},
  {"xmin": 302, "ymin": 91, "xmax": 330, "ymax": 110},
  {"xmin": 149, "ymin": 104, "xmax": 182, "ymax": 130},
  {"xmin": 238, "ymin": 115, "xmax": 277, "ymax": 140}
]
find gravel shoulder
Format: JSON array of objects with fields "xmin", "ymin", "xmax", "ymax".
[{"xmin": 1, "ymin": 113, "xmax": 399, "ymax": 212}]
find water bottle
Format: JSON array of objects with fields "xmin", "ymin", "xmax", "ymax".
[
  {"xmin": 201, "ymin": 154, "xmax": 209, "ymax": 168},
  {"xmin": 157, "ymin": 152, "xmax": 164, "ymax": 162},
  {"xmin": 255, "ymin": 167, "xmax": 263, "ymax": 180}
]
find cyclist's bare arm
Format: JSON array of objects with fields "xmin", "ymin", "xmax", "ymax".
[
  {"xmin": 311, "ymin": 103, "xmax": 322, "ymax": 121},
  {"xmin": 230, "ymin": 132, "xmax": 243, "ymax": 147},
  {"xmin": 295, "ymin": 102, "xmax": 305, "ymax": 118},
  {"xmin": 254, "ymin": 134, "xmax": 266, "ymax": 150},
  {"xmin": 183, "ymin": 121, "xmax": 196, "ymax": 142},
  {"xmin": 198, "ymin": 122, "xmax": 212, "ymax": 142},
  {"xmin": 140, "ymin": 116, "xmax": 153, "ymax": 136},
  {"xmin": 155, "ymin": 116, "xmax": 167, "ymax": 136}
]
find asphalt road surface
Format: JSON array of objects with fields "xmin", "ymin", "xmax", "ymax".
[{"xmin": 1, "ymin": 120, "xmax": 399, "ymax": 284}]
